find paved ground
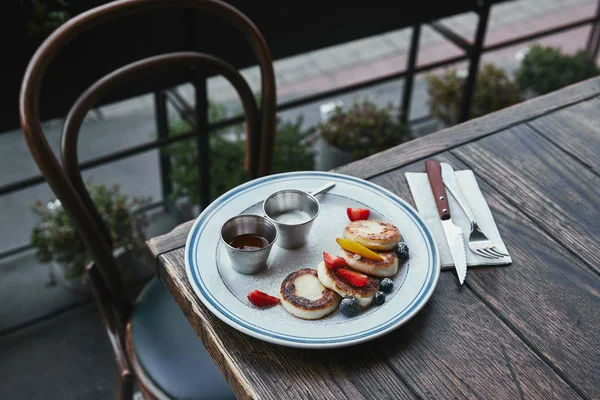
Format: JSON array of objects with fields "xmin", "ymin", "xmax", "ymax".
[
  {"xmin": 0, "ymin": 0, "xmax": 596, "ymax": 398},
  {"xmin": 205, "ymin": 0, "xmax": 596, "ymax": 104},
  {"xmin": 0, "ymin": 304, "xmax": 117, "ymax": 399}
]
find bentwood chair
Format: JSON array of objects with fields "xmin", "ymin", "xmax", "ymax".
[{"xmin": 19, "ymin": 0, "xmax": 276, "ymax": 399}]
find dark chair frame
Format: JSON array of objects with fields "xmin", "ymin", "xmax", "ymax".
[
  {"xmin": 20, "ymin": 0, "xmax": 276, "ymax": 398},
  {"xmin": 68, "ymin": 53, "xmax": 260, "ymax": 399}
]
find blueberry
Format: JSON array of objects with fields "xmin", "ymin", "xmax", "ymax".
[
  {"xmin": 374, "ymin": 291, "xmax": 386, "ymax": 306},
  {"xmin": 396, "ymin": 241, "xmax": 409, "ymax": 261},
  {"xmin": 339, "ymin": 298, "xmax": 360, "ymax": 317},
  {"xmin": 380, "ymin": 278, "xmax": 394, "ymax": 293}
]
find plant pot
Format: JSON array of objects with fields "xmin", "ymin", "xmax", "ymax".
[
  {"xmin": 50, "ymin": 248, "xmax": 150, "ymax": 296},
  {"xmin": 314, "ymin": 137, "xmax": 355, "ymax": 171},
  {"xmin": 435, "ymin": 105, "xmax": 459, "ymax": 127},
  {"xmin": 113, "ymin": 247, "xmax": 152, "ymax": 284},
  {"xmin": 165, "ymin": 197, "xmax": 203, "ymax": 222},
  {"xmin": 51, "ymin": 261, "xmax": 92, "ymax": 296}
]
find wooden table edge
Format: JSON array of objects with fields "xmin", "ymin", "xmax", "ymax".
[
  {"xmin": 145, "ymin": 76, "xmax": 600, "ymax": 257},
  {"xmin": 334, "ymin": 76, "xmax": 600, "ymax": 179},
  {"xmin": 142, "ymin": 77, "xmax": 600, "ymax": 399}
]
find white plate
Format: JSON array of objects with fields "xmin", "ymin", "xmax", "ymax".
[{"xmin": 185, "ymin": 171, "xmax": 440, "ymax": 348}]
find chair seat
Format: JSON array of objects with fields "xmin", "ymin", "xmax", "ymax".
[{"xmin": 130, "ymin": 277, "xmax": 235, "ymax": 400}]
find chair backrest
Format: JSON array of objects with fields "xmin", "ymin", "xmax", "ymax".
[
  {"xmin": 62, "ymin": 52, "xmax": 261, "ymax": 249},
  {"xmin": 20, "ymin": 0, "xmax": 276, "ymax": 317}
]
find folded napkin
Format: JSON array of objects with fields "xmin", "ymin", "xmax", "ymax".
[{"xmin": 406, "ymin": 170, "xmax": 511, "ymax": 269}]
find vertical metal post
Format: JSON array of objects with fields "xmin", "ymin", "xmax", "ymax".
[
  {"xmin": 586, "ymin": 0, "xmax": 600, "ymax": 59},
  {"xmin": 459, "ymin": 1, "xmax": 490, "ymax": 123},
  {"xmin": 194, "ymin": 75, "xmax": 210, "ymax": 210},
  {"xmin": 400, "ymin": 24, "xmax": 421, "ymax": 125},
  {"xmin": 184, "ymin": 10, "xmax": 211, "ymax": 210},
  {"xmin": 154, "ymin": 91, "xmax": 172, "ymax": 202}
]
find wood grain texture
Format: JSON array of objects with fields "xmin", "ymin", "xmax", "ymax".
[
  {"xmin": 158, "ymin": 248, "xmax": 415, "ymax": 400},
  {"xmin": 373, "ymin": 273, "xmax": 580, "ymax": 400},
  {"xmin": 374, "ymin": 152, "xmax": 600, "ymax": 398},
  {"xmin": 334, "ymin": 77, "xmax": 600, "ymax": 180},
  {"xmin": 527, "ymin": 96, "xmax": 600, "ymax": 174},
  {"xmin": 157, "ymin": 247, "xmax": 579, "ymax": 399},
  {"xmin": 145, "ymin": 220, "xmax": 194, "ymax": 272},
  {"xmin": 450, "ymin": 125, "xmax": 600, "ymax": 275},
  {"xmin": 143, "ymin": 80, "xmax": 600, "ymax": 400}
]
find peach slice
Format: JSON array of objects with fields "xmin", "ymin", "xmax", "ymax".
[{"xmin": 336, "ymin": 238, "xmax": 385, "ymax": 261}]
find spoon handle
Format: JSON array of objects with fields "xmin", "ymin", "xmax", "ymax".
[{"xmin": 309, "ymin": 182, "xmax": 336, "ymax": 196}]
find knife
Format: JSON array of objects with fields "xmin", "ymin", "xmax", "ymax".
[
  {"xmin": 425, "ymin": 160, "xmax": 468, "ymax": 284},
  {"xmin": 440, "ymin": 163, "xmax": 477, "ymax": 224}
]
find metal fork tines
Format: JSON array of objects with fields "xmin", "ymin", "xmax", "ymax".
[
  {"xmin": 440, "ymin": 165, "xmax": 508, "ymax": 259},
  {"xmin": 463, "ymin": 219, "xmax": 509, "ymax": 259}
]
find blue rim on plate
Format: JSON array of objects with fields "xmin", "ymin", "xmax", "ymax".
[{"xmin": 185, "ymin": 171, "xmax": 440, "ymax": 348}]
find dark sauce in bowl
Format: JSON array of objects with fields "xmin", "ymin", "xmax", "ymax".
[{"xmin": 229, "ymin": 234, "xmax": 270, "ymax": 251}]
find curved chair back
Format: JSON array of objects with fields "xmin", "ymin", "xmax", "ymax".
[
  {"xmin": 20, "ymin": 0, "xmax": 276, "ymax": 316},
  {"xmin": 61, "ymin": 52, "xmax": 260, "ymax": 249}
]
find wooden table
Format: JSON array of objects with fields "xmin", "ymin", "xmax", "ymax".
[{"xmin": 147, "ymin": 77, "xmax": 600, "ymax": 399}]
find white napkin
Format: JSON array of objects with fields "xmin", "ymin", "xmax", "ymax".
[{"xmin": 405, "ymin": 170, "xmax": 512, "ymax": 269}]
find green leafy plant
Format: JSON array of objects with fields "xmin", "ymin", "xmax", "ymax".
[
  {"xmin": 319, "ymin": 100, "xmax": 410, "ymax": 160},
  {"xmin": 30, "ymin": 184, "xmax": 150, "ymax": 285},
  {"xmin": 271, "ymin": 116, "xmax": 315, "ymax": 175},
  {"xmin": 21, "ymin": 0, "xmax": 71, "ymax": 37},
  {"xmin": 164, "ymin": 103, "xmax": 245, "ymax": 205},
  {"xmin": 515, "ymin": 44, "xmax": 599, "ymax": 95},
  {"xmin": 165, "ymin": 103, "xmax": 315, "ymax": 205},
  {"xmin": 426, "ymin": 64, "xmax": 522, "ymax": 126}
]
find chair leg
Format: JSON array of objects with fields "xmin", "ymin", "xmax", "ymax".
[{"xmin": 117, "ymin": 370, "xmax": 135, "ymax": 400}]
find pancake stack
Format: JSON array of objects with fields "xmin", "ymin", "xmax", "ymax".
[
  {"xmin": 280, "ymin": 268, "xmax": 341, "ymax": 319},
  {"xmin": 279, "ymin": 213, "xmax": 404, "ymax": 320}
]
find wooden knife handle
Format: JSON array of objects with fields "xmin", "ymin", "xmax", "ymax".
[{"xmin": 425, "ymin": 159, "xmax": 451, "ymax": 220}]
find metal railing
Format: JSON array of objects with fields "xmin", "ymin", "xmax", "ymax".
[{"xmin": 1, "ymin": 0, "xmax": 600, "ymax": 261}]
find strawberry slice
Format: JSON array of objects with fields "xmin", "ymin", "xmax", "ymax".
[
  {"xmin": 347, "ymin": 207, "xmax": 370, "ymax": 221},
  {"xmin": 337, "ymin": 269, "xmax": 369, "ymax": 287},
  {"xmin": 323, "ymin": 251, "xmax": 347, "ymax": 269},
  {"xmin": 247, "ymin": 290, "xmax": 280, "ymax": 307}
]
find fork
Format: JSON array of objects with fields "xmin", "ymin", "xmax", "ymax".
[{"xmin": 441, "ymin": 164, "xmax": 508, "ymax": 259}]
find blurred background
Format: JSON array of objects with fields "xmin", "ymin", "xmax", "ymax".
[{"xmin": 2, "ymin": 0, "xmax": 599, "ymax": 398}]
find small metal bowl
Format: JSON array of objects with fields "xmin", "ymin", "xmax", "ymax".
[
  {"xmin": 263, "ymin": 189, "xmax": 320, "ymax": 249},
  {"xmin": 220, "ymin": 214, "xmax": 278, "ymax": 274}
]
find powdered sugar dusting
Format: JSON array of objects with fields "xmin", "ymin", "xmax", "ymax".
[
  {"xmin": 188, "ymin": 174, "xmax": 436, "ymax": 344},
  {"xmin": 216, "ymin": 193, "xmax": 409, "ymax": 327}
]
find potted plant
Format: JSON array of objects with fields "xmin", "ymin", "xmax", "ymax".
[
  {"xmin": 30, "ymin": 184, "xmax": 149, "ymax": 294},
  {"xmin": 315, "ymin": 100, "xmax": 410, "ymax": 170},
  {"xmin": 165, "ymin": 103, "xmax": 247, "ymax": 208},
  {"xmin": 426, "ymin": 64, "xmax": 522, "ymax": 127},
  {"xmin": 165, "ymin": 103, "xmax": 315, "ymax": 212},
  {"xmin": 21, "ymin": 0, "xmax": 71, "ymax": 39},
  {"xmin": 515, "ymin": 44, "xmax": 599, "ymax": 97}
]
